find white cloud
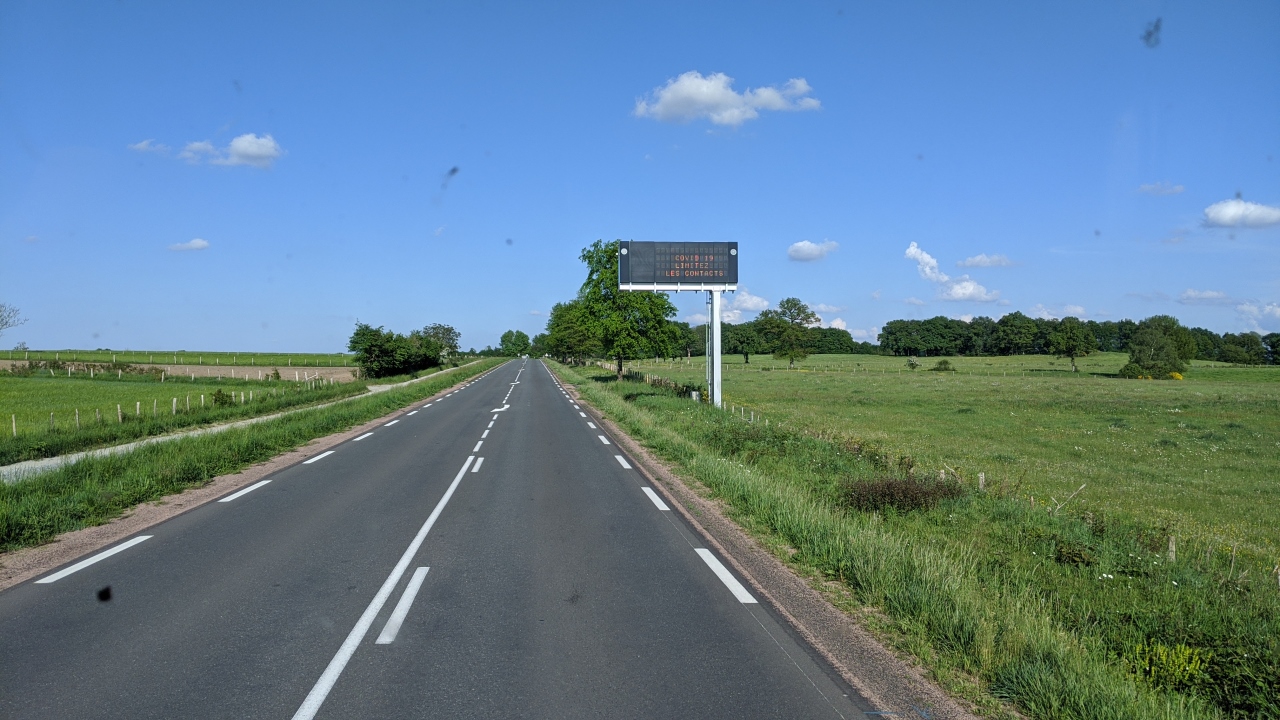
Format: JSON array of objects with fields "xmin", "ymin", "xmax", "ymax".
[
  {"xmin": 129, "ymin": 139, "xmax": 169, "ymax": 153},
  {"xmin": 1236, "ymin": 302, "xmax": 1280, "ymax": 319},
  {"xmin": 178, "ymin": 141, "xmax": 217, "ymax": 163},
  {"xmin": 904, "ymin": 297, "xmax": 925, "ymax": 306},
  {"xmin": 787, "ymin": 239, "xmax": 838, "ymax": 262},
  {"xmin": 812, "ymin": 303, "xmax": 843, "ymax": 313},
  {"xmin": 828, "ymin": 318, "xmax": 848, "ymax": 330},
  {"xmin": 528, "ymin": 310, "xmax": 545, "ymax": 316},
  {"xmin": 434, "ymin": 226, "xmax": 445, "ymax": 237},
  {"xmin": 1063, "ymin": 305, "xmax": 1086, "ymax": 316},
  {"xmin": 957, "ymin": 314, "xmax": 975, "ymax": 323},
  {"xmin": 1178, "ymin": 289, "xmax": 1233, "ymax": 305},
  {"xmin": 1138, "ymin": 182, "xmax": 1185, "ymax": 195},
  {"xmin": 178, "ymin": 134, "xmax": 283, "ymax": 168},
  {"xmin": 1203, "ymin": 198, "xmax": 1280, "ymax": 228},
  {"xmin": 1031, "ymin": 304, "xmax": 1057, "ymax": 320},
  {"xmin": 849, "ymin": 327, "xmax": 879, "ymax": 341},
  {"xmin": 871, "ymin": 290, "xmax": 881, "ymax": 301},
  {"xmin": 214, "ymin": 133, "xmax": 283, "ymax": 168},
  {"xmin": 905, "ymin": 242, "xmax": 999, "ymax": 302},
  {"xmin": 634, "ymin": 72, "xmax": 820, "ymax": 127},
  {"xmin": 958, "ymin": 253, "xmax": 1013, "ymax": 268},
  {"xmin": 732, "ymin": 290, "xmax": 770, "ymax": 312},
  {"xmin": 169, "ymin": 238, "xmax": 209, "ymax": 251}
]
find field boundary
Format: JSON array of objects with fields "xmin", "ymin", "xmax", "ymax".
[
  {"xmin": 0, "ymin": 360, "xmax": 507, "ymax": 592},
  {"xmin": 0, "ymin": 361, "xmax": 483, "ymax": 484},
  {"xmin": 547, "ymin": 363, "xmax": 982, "ymax": 720}
]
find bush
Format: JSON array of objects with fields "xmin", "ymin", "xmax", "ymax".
[
  {"xmin": 211, "ymin": 389, "xmax": 235, "ymax": 407},
  {"xmin": 843, "ymin": 476, "xmax": 964, "ymax": 513},
  {"xmin": 928, "ymin": 359, "xmax": 955, "ymax": 372}
]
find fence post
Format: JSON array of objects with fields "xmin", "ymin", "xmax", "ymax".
[{"xmin": 118, "ymin": 404, "xmax": 122, "ymax": 423}]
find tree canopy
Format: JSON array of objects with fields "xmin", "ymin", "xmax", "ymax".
[
  {"xmin": 347, "ymin": 322, "xmax": 446, "ymax": 378},
  {"xmin": 498, "ymin": 329, "xmax": 531, "ymax": 356},
  {"xmin": 575, "ymin": 240, "xmax": 678, "ymax": 376}
]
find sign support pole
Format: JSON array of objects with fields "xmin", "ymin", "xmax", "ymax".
[{"xmin": 710, "ymin": 290, "xmax": 723, "ymax": 408}]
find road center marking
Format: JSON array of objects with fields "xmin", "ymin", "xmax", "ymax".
[
  {"xmin": 219, "ymin": 480, "xmax": 272, "ymax": 503},
  {"xmin": 642, "ymin": 487, "xmax": 670, "ymax": 511},
  {"xmin": 487, "ymin": 421, "xmax": 494, "ymax": 428},
  {"xmin": 36, "ymin": 536, "xmax": 153, "ymax": 584},
  {"xmin": 481, "ymin": 429, "xmax": 489, "ymax": 438},
  {"xmin": 473, "ymin": 440, "xmax": 483, "ymax": 452},
  {"xmin": 375, "ymin": 567, "xmax": 430, "ymax": 645},
  {"xmin": 353, "ymin": 433, "xmax": 374, "ymax": 442},
  {"xmin": 304, "ymin": 450, "xmax": 336, "ymax": 464},
  {"xmin": 472, "ymin": 457, "xmax": 484, "ymax": 472},
  {"xmin": 292, "ymin": 456, "xmax": 475, "ymax": 720},
  {"xmin": 695, "ymin": 549, "xmax": 758, "ymax": 604}
]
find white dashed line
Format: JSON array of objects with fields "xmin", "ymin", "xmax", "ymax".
[
  {"xmin": 597, "ymin": 435, "xmax": 610, "ymax": 445},
  {"xmin": 423, "ymin": 403, "xmax": 433, "ymax": 409},
  {"xmin": 642, "ymin": 487, "xmax": 670, "ymax": 511},
  {"xmin": 353, "ymin": 433, "xmax": 374, "ymax": 442},
  {"xmin": 407, "ymin": 410, "xmax": 418, "ymax": 416},
  {"xmin": 219, "ymin": 480, "xmax": 272, "ymax": 503},
  {"xmin": 36, "ymin": 536, "xmax": 153, "ymax": 584},
  {"xmin": 587, "ymin": 422, "xmax": 596, "ymax": 429},
  {"xmin": 614, "ymin": 455, "xmax": 632, "ymax": 469},
  {"xmin": 473, "ymin": 440, "xmax": 483, "ymax": 452},
  {"xmin": 579, "ymin": 412, "xmax": 586, "ymax": 417},
  {"xmin": 304, "ymin": 450, "xmax": 336, "ymax": 464},
  {"xmin": 695, "ymin": 549, "xmax": 758, "ymax": 603},
  {"xmin": 481, "ymin": 429, "xmax": 490, "ymax": 438},
  {"xmin": 487, "ymin": 421, "xmax": 494, "ymax": 428},
  {"xmin": 492, "ymin": 414, "xmax": 498, "ymax": 420},
  {"xmin": 472, "ymin": 457, "xmax": 484, "ymax": 472},
  {"xmin": 384, "ymin": 420, "xmax": 399, "ymax": 427},
  {"xmin": 375, "ymin": 567, "xmax": 430, "ymax": 645}
]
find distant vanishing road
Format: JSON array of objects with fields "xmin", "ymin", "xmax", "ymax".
[{"xmin": 0, "ymin": 359, "xmax": 872, "ymax": 719}]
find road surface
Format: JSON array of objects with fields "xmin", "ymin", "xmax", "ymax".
[{"xmin": 0, "ymin": 359, "xmax": 874, "ymax": 719}]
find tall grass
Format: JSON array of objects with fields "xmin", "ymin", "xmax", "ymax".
[
  {"xmin": 553, "ymin": 362, "xmax": 1279, "ymax": 719},
  {"xmin": 3, "ymin": 349, "xmax": 354, "ymax": 366},
  {"xmin": 0, "ymin": 359, "xmax": 507, "ymax": 552}
]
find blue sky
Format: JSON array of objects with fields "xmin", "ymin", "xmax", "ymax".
[{"xmin": 2, "ymin": 1, "xmax": 1278, "ymax": 352}]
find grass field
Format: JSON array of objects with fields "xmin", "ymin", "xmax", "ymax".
[
  {"xmin": 0, "ymin": 373, "xmax": 367, "ymax": 466},
  {"xmin": 627, "ymin": 352, "xmax": 1280, "ymax": 561},
  {"xmin": 3, "ymin": 348, "xmax": 354, "ymax": 367},
  {"xmin": 555, "ymin": 359, "xmax": 1280, "ymax": 718}
]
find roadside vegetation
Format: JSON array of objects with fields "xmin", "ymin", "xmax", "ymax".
[
  {"xmin": 0, "ymin": 358, "xmax": 507, "ymax": 554},
  {"xmin": 552, "ymin": 360, "xmax": 1279, "ymax": 719}
]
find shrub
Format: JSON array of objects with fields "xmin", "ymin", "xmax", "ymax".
[
  {"xmin": 1124, "ymin": 641, "xmax": 1213, "ymax": 695},
  {"xmin": 928, "ymin": 359, "xmax": 955, "ymax": 372},
  {"xmin": 211, "ymin": 389, "xmax": 235, "ymax": 407},
  {"xmin": 843, "ymin": 476, "xmax": 964, "ymax": 513}
]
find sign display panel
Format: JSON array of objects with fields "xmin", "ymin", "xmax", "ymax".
[{"xmin": 617, "ymin": 241, "xmax": 738, "ymax": 291}]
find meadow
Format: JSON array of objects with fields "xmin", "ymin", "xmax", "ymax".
[
  {"xmin": 0, "ymin": 372, "xmax": 366, "ymax": 466},
  {"xmin": 559, "ymin": 354, "xmax": 1280, "ymax": 718},
  {"xmin": 3, "ymin": 348, "xmax": 353, "ymax": 367},
  {"xmin": 627, "ymin": 352, "xmax": 1280, "ymax": 561}
]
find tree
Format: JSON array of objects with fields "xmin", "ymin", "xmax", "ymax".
[
  {"xmin": 723, "ymin": 323, "xmax": 765, "ymax": 363},
  {"xmin": 498, "ymin": 329, "xmax": 531, "ymax": 356},
  {"xmin": 995, "ymin": 311, "xmax": 1038, "ymax": 354},
  {"xmin": 1124, "ymin": 325, "xmax": 1185, "ymax": 377},
  {"xmin": 577, "ymin": 240, "xmax": 677, "ymax": 378},
  {"xmin": 0, "ymin": 303, "xmax": 25, "ymax": 340},
  {"xmin": 1220, "ymin": 332, "xmax": 1266, "ymax": 365},
  {"xmin": 543, "ymin": 300, "xmax": 601, "ymax": 363},
  {"xmin": 1138, "ymin": 315, "xmax": 1196, "ymax": 362},
  {"xmin": 421, "ymin": 323, "xmax": 461, "ymax": 357},
  {"xmin": 760, "ymin": 297, "xmax": 819, "ymax": 369},
  {"xmin": 348, "ymin": 322, "xmax": 443, "ymax": 378},
  {"xmin": 1048, "ymin": 317, "xmax": 1098, "ymax": 372}
]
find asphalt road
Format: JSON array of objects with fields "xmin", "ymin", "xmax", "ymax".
[{"xmin": 0, "ymin": 359, "xmax": 874, "ymax": 719}]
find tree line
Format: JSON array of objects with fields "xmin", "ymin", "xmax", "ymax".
[
  {"xmin": 879, "ymin": 313, "xmax": 1279, "ymax": 365},
  {"xmin": 346, "ymin": 322, "xmax": 461, "ymax": 378}
]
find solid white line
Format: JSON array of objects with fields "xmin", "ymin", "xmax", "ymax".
[
  {"xmin": 695, "ymin": 549, "xmax": 758, "ymax": 604},
  {"xmin": 218, "ymin": 480, "xmax": 272, "ymax": 503},
  {"xmin": 579, "ymin": 412, "xmax": 586, "ymax": 417},
  {"xmin": 304, "ymin": 450, "xmax": 336, "ymax": 464},
  {"xmin": 375, "ymin": 567, "xmax": 430, "ymax": 644},
  {"xmin": 292, "ymin": 456, "xmax": 475, "ymax": 720},
  {"xmin": 487, "ymin": 421, "xmax": 494, "ymax": 428},
  {"xmin": 472, "ymin": 457, "xmax": 484, "ymax": 472},
  {"xmin": 36, "ymin": 536, "xmax": 153, "ymax": 584},
  {"xmin": 481, "ymin": 429, "xmax": 489, "ymax": 438},
  {"xmin": 587, "ymin": 422, "xmax": 596, "ymax": 429},
  {"xmin": 598, "ymin": 435, "xmax": 610, "ymax": 445},
  {"xmin": 407, "ymin": 410, "xmax": 418, "ymax": 416},
  {"xmin": 614, "ymin": 455, "xmax": 632, "ymax": 469},
  {"xmin": 642, "ymin": 487, "xmax": 671, "ymax": 511},
  {"xmin": 384, "ymin": 420, "xmax": 399, "ymax": 427},
  {"xmin": 353, "ymin": 433, "xmax": 374, "ymax": 442},
  {"xmin": 473, "ymin": 440, "xmax": 483, "ymax": 452}
]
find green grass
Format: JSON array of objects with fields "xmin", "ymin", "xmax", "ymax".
[
  {"xmin": 0, "ymin": 372, "xmax": 369, "ymax": 466},
  {"xmin": 0, "ymin": 358, "xmax": 509, "ymax": 553},
  {"xmin": 4, "ymin": 348, "xmax": 354, "ymax": 366},
  {"xmin": 626, "ymin": 353, "xmax": 1280, "ymax": 562},
  {"xmin": 559, "ymin": 358, "xmax": 1280, "ymax": 718}
]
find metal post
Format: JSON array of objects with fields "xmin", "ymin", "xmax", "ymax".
[
  {"xmin": 711, "ymin": 290, "xmax": 723, "ymax": 408},
  {"xmin": 705, "ymin": 292, "xmax": 713, "ymax": 394}
]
